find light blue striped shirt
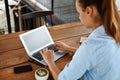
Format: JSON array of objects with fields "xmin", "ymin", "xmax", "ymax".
[{"xmin": 58, "ymin": 25, "xmax": 120, "ymax": 80}]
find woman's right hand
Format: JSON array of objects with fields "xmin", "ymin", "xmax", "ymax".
[{"xmin": 54, "ymin": 41, "xmax": 70, "ymax": 52}]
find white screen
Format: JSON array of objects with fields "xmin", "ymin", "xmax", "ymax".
[{"xmin": 21, "ymin": 26, "xmax": 53, "ymax": 53}]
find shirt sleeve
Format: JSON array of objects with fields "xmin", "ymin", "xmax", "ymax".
[{"xmin": 58, "ymin": 42, "xmax": 95, "ymax": 80}]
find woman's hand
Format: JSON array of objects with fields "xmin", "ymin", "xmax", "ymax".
[
  {"xmin": 54, "ymin": 41, "xmax": 70, "ymax": 52},
  {"xmin": 40, "ymin": 48, "xmax": 61, "ymax": 80},
  {"xmin": 40, "ymin": 48, "xmax": 54, "ymax": 64},
  {"xmin": 54, "ymin": 41, "xmax": 77, "ymax": 54}
]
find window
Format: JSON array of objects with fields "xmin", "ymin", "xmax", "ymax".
[{"xmin": 116, "ymin": 0, "xmax": 120, "ymax": 11}]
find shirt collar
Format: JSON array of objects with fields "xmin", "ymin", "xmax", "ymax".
[{"xmin": 88, "ymin": 25, "xmax": 108, "ymax": 38}]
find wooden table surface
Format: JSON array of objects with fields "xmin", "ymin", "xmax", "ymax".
[{"xmin": 0, "ymin": 22, "xmax": 92, "ymax": 80}]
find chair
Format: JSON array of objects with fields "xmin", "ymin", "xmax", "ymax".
[
  {"xmin": 21, "ymin": 10, "xmax": 53, "ymax": 30},
  {"xmin": 13, "ymin": 1, "xmax": 54, "ymax": 31}
]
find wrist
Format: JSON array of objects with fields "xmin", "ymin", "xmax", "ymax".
[
  {"xmin": 66, "ymin": 46, "xmax": 72, "ymax": 52},
  {"xmin": 47, "ymin": 60, "xmax": 55, "ymax": 65},
  {"xmin": 66, "ymin": 46, "xmax": 76, "ymax": 54}
]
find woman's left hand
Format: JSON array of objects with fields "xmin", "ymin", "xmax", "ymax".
[{"xmin": 40, "ymin": 48, "xmax": 54, "ymax": 64}]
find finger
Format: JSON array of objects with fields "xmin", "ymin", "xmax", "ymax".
[
  {"xmin": 43, "ymin": 48, "xmax": 46, "ymax": 52},
  {"xmin": 45, "ymin": 48, "xmax": 48, "ymax": 51},
  {"xmin": 54, "ymin": 43, "xmax": 60, "ymax": 48},
  {"xmin": 40, "ymin": 51, "xmax": 43, "ymax": 55},
  {"xmin": 49, "ymin": 50, "xmax": 54, "ymax": 53},
  {"xmin": 51, "ymin": 50, "xmax": 54, "ymax": 53},
  {"xmin": 56, "ymin": 45, "xmax": 61, "ymax": 48},
  {"xmin": 55, "ymin": 41, "xmax": 60, "ymax": 45}
]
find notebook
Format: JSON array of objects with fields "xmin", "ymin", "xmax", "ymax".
[{"xmin": 19, "ymin": 25, "xmax": 66, "ymax": 65}]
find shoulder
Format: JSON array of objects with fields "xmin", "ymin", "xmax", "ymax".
[
  {"xmin": 75, "ymin": 35, "xmax": 114, "ymax": 59},
  {"xmin": 82, "ymin": 25, "xmax": 116, "ymax": 54},
  {"xmin": 83, "ymin": 36, "xmax": 114, "ymax": 53}
]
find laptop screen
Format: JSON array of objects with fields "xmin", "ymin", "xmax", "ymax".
[{"xmin": 19, "ymin": 26, "xmax": 54, "ymax": 55}]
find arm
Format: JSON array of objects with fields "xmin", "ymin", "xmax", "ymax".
[
  {"xmin": 40, "ymin": 48, "xmax": 60, "ymax": 80},
  {"xmin": 65, "ymin": 46, "xmax": 77, "ymax": 54},
  {"xmin": 54, "ymin": 41, "xmax": 77, "ymax": 54},
  {"xmin": 47, "ymin": 61, "xmax": 60, "ymax": 80}
]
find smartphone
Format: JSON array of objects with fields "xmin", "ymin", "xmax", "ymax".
[{"xmin": 14, "ymin": 64, "xmax": 32, "ymax": 73}]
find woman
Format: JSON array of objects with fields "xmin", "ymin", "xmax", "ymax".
[{"xmin": 40, "ymin": 0, "xmax": 120, "ymax": 80}]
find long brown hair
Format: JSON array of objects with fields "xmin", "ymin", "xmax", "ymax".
[{"xmin": 78, "ymin": 0, "xmax": 120, "ymax": 44}]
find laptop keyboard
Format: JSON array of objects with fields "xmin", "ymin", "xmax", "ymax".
[
  {"xmin": 47, "ymin": 44, "xmax": 58, "ymax": 52},
  {"xmin": 32, "ymin": 44, "xmax": 58, "ymax": 61},
  {"xmin": 32, "ymin": 51, "xmax": 43, "ymax": 61}
]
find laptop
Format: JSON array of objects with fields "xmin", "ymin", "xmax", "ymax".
[{"xmin": 19, "ymin": 25, "xmax": 66, "ymax": 65}]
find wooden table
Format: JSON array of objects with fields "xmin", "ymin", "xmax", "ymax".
[{"xmin": 0, "ymin": 22, "xmax": 92, "ymax": 80}]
